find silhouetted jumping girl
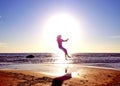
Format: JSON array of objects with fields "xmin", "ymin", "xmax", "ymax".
[{"xmin": 57, "ymin": 35, "xmax": 71, "ymax": 60}]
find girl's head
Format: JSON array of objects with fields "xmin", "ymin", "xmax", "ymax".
[{"xmin": 57, "ymin": 35, "xmax": 62, "ymax": 39}]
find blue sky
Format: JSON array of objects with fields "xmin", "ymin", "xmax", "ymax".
[{"xmin": 0, "ymin": 0, "xmax": 120, "ymax": 53}]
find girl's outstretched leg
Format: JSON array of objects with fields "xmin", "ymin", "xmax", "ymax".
[
  {"xmin": 60, "ymin": 47, "xmax": 71, "ymax": 60},
  {"xmin": 63, "ymin": 48, "xmax": 71, "ymax": 59}
]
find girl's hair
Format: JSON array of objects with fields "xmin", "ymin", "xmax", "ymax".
[{"xmin": 57, "ymin": 35, "xmax": 61, "ymax": 39}]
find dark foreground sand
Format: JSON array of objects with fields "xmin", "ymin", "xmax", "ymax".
[{"xmin": 0, "ymin": 67, "xmax": 120, "ymax": 86}]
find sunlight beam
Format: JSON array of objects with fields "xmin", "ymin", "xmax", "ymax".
[{"xmin": 42, "ymin": 13, "xmax": 82, "ymax": 54}]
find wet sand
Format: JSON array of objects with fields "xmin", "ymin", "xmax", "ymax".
[{"xmin": 0, "ymin": 67, "xmax": 120, "ymax": 86}]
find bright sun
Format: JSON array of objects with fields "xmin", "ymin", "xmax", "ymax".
[{"xmin": 42, "ymin": 13, "xmax": 81, "ymax": 54}]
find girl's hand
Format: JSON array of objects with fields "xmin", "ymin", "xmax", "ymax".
[{"xmin": 66, "ymin": 38, "xmax": 69, "ymax": 41}]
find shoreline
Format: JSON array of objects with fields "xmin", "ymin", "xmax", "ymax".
[{"xmin": 1, "ymin": 63, "xmax": 120, "ymax": 73}]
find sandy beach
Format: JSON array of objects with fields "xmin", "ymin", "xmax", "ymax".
[{"xmin": 0, "ymin": 67, "xmax": 120, "ymax": 86}]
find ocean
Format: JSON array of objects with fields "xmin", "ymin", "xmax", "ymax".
[{"xmin": 0, "ymin": 53, "xmax": 120, "ymax": 75}]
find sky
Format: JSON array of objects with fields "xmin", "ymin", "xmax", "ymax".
[{"xmin": 0, "ymin": 0, "xmax": 120, "ymax": 53}]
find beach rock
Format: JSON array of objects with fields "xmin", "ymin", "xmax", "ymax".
[
  {"xmin": 51, "ymin": 73, "xmax": 72, "ymax": 86},
  {"xmin": 26, "ymin": 55, "xmax": 35, "ymax": 58}
]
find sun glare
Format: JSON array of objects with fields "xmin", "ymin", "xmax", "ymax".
[{"xmin": 42, "ymin": 13, "xmax": 81, "ymax": 53}]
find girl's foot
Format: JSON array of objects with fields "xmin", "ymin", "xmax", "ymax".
[
  {"xmin": 65, "ymin": 57, "xmax": 68, "ymax": 60},
  {"xmin": 68, "ymin": 55, "xmax": 71, "ymax": 58}
]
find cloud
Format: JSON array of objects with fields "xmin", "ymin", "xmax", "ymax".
[
  {"xmin": 0, "ymin": 43, "xmax": 8, "ymax": 47},
  {"xmin": 110, "ymin": 35, "xmax": 120, "ymax": 39}
]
